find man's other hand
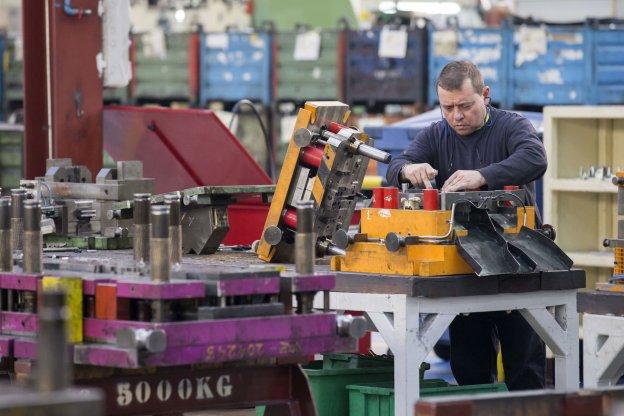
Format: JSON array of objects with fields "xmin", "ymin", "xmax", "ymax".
[
  {"xmin": 442, "ymin": 170, "xmax": 486, "ymax": 192},
  {"xmin": 401, "ymin": 163, "xmax": 438, "ymax": 189}
]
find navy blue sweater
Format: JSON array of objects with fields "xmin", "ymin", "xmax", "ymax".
[{"xmin": 385, "ymin": 107, "xmax": 547, "ymax": 212}]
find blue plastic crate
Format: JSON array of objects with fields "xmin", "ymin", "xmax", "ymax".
[
  {"xmin": 509, "ymin": 24, "xmax": 592, "ymax": 106},
  {"xmin": 199, "ymin": 31, "xmax": 272, "ymax": 106},
  {"xmin": 345, "ymin": 27, "xmax": 428, "ymax": 105},
  {"xmin": 428, "ymin": 26, "xmax": 510, "ymax": 107},
  {"xmin": 592, "ymin": 26, "xmax": 624, "ymax": 104}
]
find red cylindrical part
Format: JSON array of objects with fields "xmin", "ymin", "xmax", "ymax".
[
  {"xmin": 328, "ymin": 121, "xmax": 346, "ymax": 134},
  {"xmin": 282, "ymin": 207, "xmax": 297, "ymax": 230},
  {"xmin": 372, "ymin": 188, "xmax": 384, "ymax": 208},
  {"xmin": 382, "ymin": 187, "xmax": 399, "ymax": 209},
  {"xmin": 300, "ymin": 145, "xmax": 324, "ymax": 169},
  {"xmin": 504, "ymin": 185, "xmax": 519, "ymax": 191},
  {"xmin": 423, "ymin": 189, "xmax": 439, "ymax": 211}
]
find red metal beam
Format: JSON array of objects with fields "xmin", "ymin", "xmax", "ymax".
[
  {"xmin": 22, "ymin": 0, "xmax": 48, "ymax": 179},
  {"xmin": 49, "ymin": 0, "xmax": 103, "ymax": 176},
  {"xmin": 23, "ymin": 0, "xmax": 103, "ymax": 178}
]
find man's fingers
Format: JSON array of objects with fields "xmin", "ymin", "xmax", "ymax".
[{"xmin": 419, "ymin": 170, "xmax": 432, "ymax": 189}]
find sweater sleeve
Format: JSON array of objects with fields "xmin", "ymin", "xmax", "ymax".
[
  {"xmin": 385, "ymin": 127, "xmax": 436, "ymax": 187},
  {"xmin": 477, "ymin": 117, "xmax": 547, "ymax": 189}
]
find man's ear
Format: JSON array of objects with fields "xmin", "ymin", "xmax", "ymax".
[{"xmin": 482, "ymin": 86, "xmax": 491, "ymax": 99}]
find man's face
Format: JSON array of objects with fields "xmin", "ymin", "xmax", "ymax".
[{"xmin": 437, "ymin": 78, "xmax": 489, "ymax": 136}]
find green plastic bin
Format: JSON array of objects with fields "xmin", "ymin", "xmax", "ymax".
[
  {"xmin": 257, "ymin": 356, "xmax": 430, "ymax": 416},
  {"xmin": 347, "ymin": 381, "xmax": 508, "ymax": 416}
]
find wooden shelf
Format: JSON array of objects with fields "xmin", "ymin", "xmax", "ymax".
[
  {"xmin": 568, "ymin": 251, "xmax": 614, "ymax": 268},
  {"xmin": 549, "ymin": 179, "xmax": 618, "ymax": 194},
  {"xmin": 543, "ymin": 106, "xmax": 624, "ymax": 288}
]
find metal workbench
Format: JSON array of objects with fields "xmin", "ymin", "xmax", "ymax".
[
  {"xmin": 314, "ymin": 269, "xmax": 585, "ymax": 416},
  {"xmin": 578, "ymin": 291, "xmax": 624, "ymax": 388}
]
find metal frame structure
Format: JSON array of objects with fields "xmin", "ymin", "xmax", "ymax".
[{"xmin": 313, "ymin": 272, "xmax": 583, "ymax": 416}]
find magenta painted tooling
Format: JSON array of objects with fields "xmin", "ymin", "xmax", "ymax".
[
  {"xmin": 0, "ymin": 257, "xmax": 357, "ymax": 370},
  {"xmin": 0, "ymin": 273, "xmax": 40, "ymax": 291},
  {"xmin": 1, "ymin": 312, "xmax": 38, "ymax": 334}
]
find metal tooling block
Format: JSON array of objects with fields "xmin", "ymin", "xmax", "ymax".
[
  {"xmin": 74, "ymin": 313, "xmax": 354, "ymax": 368},
  {"xmin": 110, "ymin": 184, "xmax": 275, "ymax": 255},
  {"xmin": 0, "ymin": 251, "xmax": 360, "ymax": 371},
  {"xmin": 283, "ymin": 274, "xmax": 335, "ymax": 292},
  {"xmin": 184, "ymin": 269, "xmax": 282, "ymax": 297}
]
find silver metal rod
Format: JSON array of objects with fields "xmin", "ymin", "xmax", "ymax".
[
  {"xmin": 10, "ymin": 188, "xmax": 26, "ymax": 251},
  {"xmin": 295, "ymin": 201, "xmax": 315, "ymax": 275},
  {"xmin": 37, "ymin": 291, "xmax": 70, "ymax": 392},
  {"xmin": 0, "ymin": 197, "xmax": 12, "ymax": 271},
  {"xmin": 150, "ymin": 205, "xmax": 170, "ymax": 283},
  {"xmin": 164, "ymin": 194, "xmax": 182, "ymax": 267},
  {"xmin": 133, "ymin": 193, "xmax": 151, "ymax": 263},
  {"xmin": 23, "ymin": 199, "xmax": 42, "ymax": 274}
]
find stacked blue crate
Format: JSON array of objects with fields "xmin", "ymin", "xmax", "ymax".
[
  {"xmin": 345, "ymin": 27, "xmax": 428, "ymax": 106},
  {"xmin": 365, "ymin": 110, "xmax": 545, "ymax": 212},
  {"xmin": 509, "ymin": 23, "xmax": 592, "ymax": 106},
  {"xmin": 592, "ymin": 22, "xmax": 624, "ymax": 104},
  {"xmin": 428, "ymin": 25, "xmax": 510, "ymax": 107},
  {"xmin": 199, "ymin": 30, "xmax": 272, "ymax": 107}
]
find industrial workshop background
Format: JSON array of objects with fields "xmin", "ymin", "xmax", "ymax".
[{"xmin": 1, "ymin": 1, "xmax": 624, "ymax": 416}]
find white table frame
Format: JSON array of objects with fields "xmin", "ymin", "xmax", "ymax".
[
  {"xmin": 314, "ymin": 289, "xmax": 580, "ymax": 416},
  {"xmin": 583, "ymin": 313, "xmax": 624, "ymax": 388}
]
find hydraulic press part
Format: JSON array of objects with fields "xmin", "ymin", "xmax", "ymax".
[
  {"xmin": 0, "ymin": 197, "xmax": 12, "ymax": 271},
  {"xmin": 116, "ymin": 328, "xmax": 167, "ymax": 353},
  {"xmin": 36, "ymin": 291, "xmax": 70, "ymax": 392},
  {"xmin": 332, "ymin": 229, "xmax": 354, "ymax": 250},
  {"xmin": 23, "ymin": 199, "xmax": 42, "ymax": 274},
  {"xmin": 133, "ymin": 193, "xmax": 151, "ymax": 263},
  {"xmin": 295, "ymin": 127, "xmax": 391, "ymax": 164},
  {"xmin": 299, "ymin": 145, "xmax": 325, "ymax": 169},
  {"xmin": 258, "ymin": 102, "xmax": 391, "ymax": 263},
  {"xmin": 423, "ymin": 188, "xmax": 440, "ymax": 211},
  {"xmin": 165, "ymin": 194, "xmax": 182, "ymax": 266},
  {"xmin": 295, "ymin": 201, "xmax": 315, "ymax": 275},
  {"xmin": 282, "ymin": 207, "xmax": 298, "ymax": 230},
  {"xmin": 336, "ymin": 314, "xmax": 367, "ymax": 339},
  {"xmin": 11, "ymin": 188, "xmax": 27, "ymax": 251},
  {"xmin": 150, "ymin": 205, "xmax": 170, "ymax": 283}
]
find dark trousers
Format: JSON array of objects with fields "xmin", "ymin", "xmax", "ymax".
[{"xmin": 449, "ymin": 311, "xmax": 545, "ymax": 391}]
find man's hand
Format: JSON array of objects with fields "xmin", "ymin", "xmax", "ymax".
[
  {"xmin": 401, "ymin": 163, "xmax": 438, "ymax": 189},
  {"xmin": 442, "ymin": 170, "xmax": 486, "ymax": 192}
]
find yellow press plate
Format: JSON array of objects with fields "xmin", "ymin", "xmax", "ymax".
[
  {"xmin": 41, "ymin": 276, "xmax": 83, "ymax": 343},
  {"xmin": 331, "ymin": 242, "xmax": 473, "ymax": 277}
]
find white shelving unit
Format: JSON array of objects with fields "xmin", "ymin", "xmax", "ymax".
[{"xmin": 543, "ymin": 106, "xmax": 624, "ymax": 288}]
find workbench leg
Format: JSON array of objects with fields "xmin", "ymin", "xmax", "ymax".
[
  {"xmin": 583, "ymin": 314, "xmax": 624, "ymax": 388},
  {"xmin": 393, "ymin": 296, "xmax": 456, "ymax": 416},
  {"xmin": 264, "ymin": 365, "xmax": 315, "ymax": 416},
  {"xmin": 520, "ymin": 297, "xmax": 580, "ymax": 391}
]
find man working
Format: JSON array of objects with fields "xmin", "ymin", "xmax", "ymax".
[{"xmin": 386, "ymin": 60, "xmax": 548, "ymax": 390}]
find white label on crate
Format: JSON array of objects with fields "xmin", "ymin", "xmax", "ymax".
[
  {"xmin": 378, "ymin": 28, "xmax": 407, "ymax": 59},
  {"xmin": 293, "ymin": 31, "xmax": 321, "ymax": 61},
  {"xmin": 207, "ymin": 33, "xmax": 229, "ymax": 49}
]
